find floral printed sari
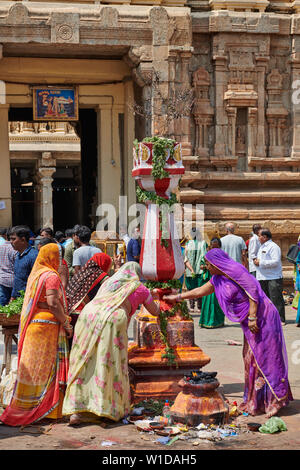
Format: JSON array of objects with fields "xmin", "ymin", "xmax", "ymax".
[{"xmin": 62, "ymin": 262, "xmax": 143, "ymax": 422}]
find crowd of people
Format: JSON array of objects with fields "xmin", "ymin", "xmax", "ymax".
[{"xmin": 0, "ymin": 221, "xmax": 295, "ymax": 426}]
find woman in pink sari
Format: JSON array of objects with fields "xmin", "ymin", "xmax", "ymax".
[{"xmin": 164, "ymin": 248, "xmax": 293, "ymax": 417}]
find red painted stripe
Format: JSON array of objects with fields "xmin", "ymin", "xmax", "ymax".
[
  {"xmin": 156, "ymin": 210, "xmax": 176, "ymax": 281},
  {"xmin": 139, "ymin": 201, "xmax": 148, "ymax": 274}
]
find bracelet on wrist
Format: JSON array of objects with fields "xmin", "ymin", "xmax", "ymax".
[
  {"xmin": 176, "ymin": 293, "xmax": 182, "ymax": 302},
  {"xmin": 248, "ymin": 316, "xmax": 257, "ymax": 321},
  {"xmin": 64, "ymin": 324, "xmax": 73, "ymax": 330}
]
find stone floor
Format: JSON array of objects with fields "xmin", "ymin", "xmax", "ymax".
[{"xmin": 0, "ymin": 305, "xmax": 299, "ymax": 452}]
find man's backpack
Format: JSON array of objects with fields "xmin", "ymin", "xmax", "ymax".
[{"xmin": 286, "ymin": 244, "xmax": 300, "ymax": 265}]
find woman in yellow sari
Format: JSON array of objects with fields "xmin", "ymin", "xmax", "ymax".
[
  {"xmin": 0, "ymin": 243, "xmax": 72, "ymax": 426},
  {"xmin": 63, "ymin": 262, "xmax": 160, "ymax": 425}
]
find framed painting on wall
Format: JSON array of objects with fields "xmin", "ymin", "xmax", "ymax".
[{"xmin": 33, "ymin": 86, "xmax": 79, "ymax": 121}]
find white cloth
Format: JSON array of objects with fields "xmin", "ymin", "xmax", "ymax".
[
  {"xmin": 220, "ymin": 234, "xmax": 246, "ymax": 264},
  {"xmin": 121, "ymin": 234, "xmax": 130, "ymax": 248},
  {"xmin": 255, "ymin": 239, "xmax": 282, "ymax": 281},
  {"xmin": 248, "ymin": 234, "xmax": 261, "ymax": 273}
]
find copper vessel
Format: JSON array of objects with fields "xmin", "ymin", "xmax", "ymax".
[{"xmin": 169, "ymin": 372, "xmax": 229, "ymax": 426}]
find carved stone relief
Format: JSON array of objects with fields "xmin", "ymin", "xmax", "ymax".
[
  {"xmin": 192, "ymin": 67, "xmax": 214, "ymax": 157},
  {"xmin": 266, "ymin": 68, "xmax": 288, "ymax": 157},
  {"xmin": 50, "ymin": 13, "xmax": 80, "ymax": 44}
]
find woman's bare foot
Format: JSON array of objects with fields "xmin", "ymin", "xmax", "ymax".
[
  {"xmin": 69, "ymin": 414, "xmax": 82, "ymax": 425},
  {"xmin": 266, "ymin": 409, "xmax": 278, "ymax": 419}
]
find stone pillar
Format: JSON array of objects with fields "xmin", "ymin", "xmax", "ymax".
[
  {"xmin": 180, "ymin": 50, "xmax": 193, "ymax": 156},
  {"xmin": 0, "ymin": 104, "xmax": 12, "ymax": 226},
  {"xmin": 192, "ymin": 67, "xmax": 214, "ymax": 158},
  {"xmin": 97, "ymin": 100, "xmax": 121, "ymax": 214},
  {"xmin": 213, "ymin": 54, "xmax": 228, "ymax": 156},
  {"xmin": 124, "ymin": 79, "xmax": 136, "ymax": 211},
  {"xmin": 168, "ymin": 50, "xmax": 177, "ymax": 140},
  {"xmin": 291, "ymin": 38, "xmax": 300, "ymax": 159},
  {"xmin": 255, "ymin": 56, "xmax": 269, "ymax": 158},
  {"xmin": 226, "ymin": 107, "xmax": 236, "ymax": 157},
  {"xmin": 37, "ymin": 162, "xmax": 56, "ymax": 229},
  {"xmin": 248, "ymin": 107, "xmax": 258, "ymax": 160}
]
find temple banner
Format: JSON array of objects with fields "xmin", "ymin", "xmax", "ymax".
[{"xmin": 33, "ymin": 86, "xmax": 78, "ymax": 121}]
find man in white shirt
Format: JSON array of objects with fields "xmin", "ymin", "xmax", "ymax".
[
  {"xmin": 119, "ymin": 225, "xmax": 130, "ymax": 248},
  {"xmin": 248, "ymin": 224, "xmax": 262, "ymax": 277},
  {"xmin": 254, "ymin": 228, "xmax": 286, "ymax": 325},
  {"xmin": 220, "ymin": 222, "xmax": 247, "ymax": 266}
]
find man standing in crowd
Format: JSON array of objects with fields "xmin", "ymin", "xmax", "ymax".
[
  {"xmin": 248, "ymin": 224, "xmax": 262, "ymax": 277},
  {"xmin": 220, "ymin": 222, "xmax": 247, "ymax": 266},
  {"xmin": 64, "ymin": 224, "xmax": 81, "ymax": 278},
  {"xmin": 72, "ymin": 225, "xmax": 101, "ymax": 275},
  {"xmin": 0, "ymin": 228, "xmax": 7, "ymax": 246},
  {"xmin": 126, "ymin": 227, "xmax": 141, "ymax": 263},
  {"xmin": 254, "ymin": 228, "xmax": 286, "ymax": 325},
  {"xmin": 63, "ymin": 228, "xmax": 73, "ymax": 248},
  {"xmin": 0, "ymin": 229, "xmax": 17, "ymax": 306},
  {"xmin": 10, "ymin": 225, "xmax": 38, "ymax": 301},
  {"xmin": 40, "ymin": 227, "xmax": 54, "ymax": 239}
]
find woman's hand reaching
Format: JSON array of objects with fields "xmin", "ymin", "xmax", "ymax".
[{"xmin": 162, "ymin": 294, "xmax": 179, "ymax": 305}]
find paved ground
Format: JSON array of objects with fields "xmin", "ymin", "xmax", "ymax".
[{"xmin": 0, "ymin": 305, "xmax": 299, "ymax": 453}]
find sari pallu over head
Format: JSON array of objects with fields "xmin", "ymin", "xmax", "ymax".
[
  {"xmin": 204, "ymin": 248, "xmax": 291, "ymax": 402},
  {"xmin": 66, "ymin": 252, "xmax": 112, "ymax": 313},
  {"xmin": 1, "ymin": 243, "xmax": 69, "ymax": 426},
  {"xmin": 66, "ymin": 261, "xmax": 142, "ymax": 386},
  {"xmin": 204, "ymin": 248, "xmax": 261, "ymax": 323},
  {"xmin": 18, "ymin": 243, "xmax": 68, "ymax": 357}
]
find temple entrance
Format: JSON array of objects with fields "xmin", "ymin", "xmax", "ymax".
[{"xmin": 8, "ymin": 107, "xmax": 97, "ymax": 232}]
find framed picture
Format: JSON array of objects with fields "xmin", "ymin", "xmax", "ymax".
[{"xmin": 33, "ymin": 86, "xmax": 78, "ymax": 121}]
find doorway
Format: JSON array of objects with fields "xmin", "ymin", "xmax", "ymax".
[{"xmin": 8, "ymin": 107, "xmax": 98, "ymax": 232}]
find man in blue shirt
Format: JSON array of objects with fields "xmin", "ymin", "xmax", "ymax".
[
  {"xmin": 10, "ymin": 225, "xmax": 38, "ymax": 300},
  {"xmin": 126, "ymin": 227, "xmax": 141, "ymax": 263}
]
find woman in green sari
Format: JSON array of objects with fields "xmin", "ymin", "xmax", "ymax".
[
  {"xmin": 184, "ymin": 229, "xmax": 208, "ymax": 311},
  {"xmin": 199, "ymin": 237, "xmax": 225, "ymax": 329}
]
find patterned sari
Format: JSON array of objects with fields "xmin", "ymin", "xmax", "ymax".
[
  {"xmin": 65, "ymin": 253, "xmax": 112, "ymax": 329},
  {"xmin": 205, "ymin": 248, "xmax": 293, "ymax": 417},
  {"xmin": 0, "ymin": 244, "xmax": 69, "ymax": 426},
  {"xmin": 63, "ymin": 262, "xmax": 145, "ymax": 422}
]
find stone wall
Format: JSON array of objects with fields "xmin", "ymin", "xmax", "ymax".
[{"xmin": 0, "ymin": 1, "xmax": 298, "ymax": 279}]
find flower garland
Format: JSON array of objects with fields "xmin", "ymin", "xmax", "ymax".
[
  {"xmin": 159, "ymin": 300, "xmax": 192, "ymax": 366},
  {"xmin": 134, "ymin": 136, "xmax": 176, "ymax": 180},
  {"xmin": 135, "ymin": 136, "xmax": 188, "ymax": 366}
]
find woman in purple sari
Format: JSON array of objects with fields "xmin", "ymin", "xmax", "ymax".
[{"xmin": 164, "ymin": 248, "xmax": 293, "ymax": 417}]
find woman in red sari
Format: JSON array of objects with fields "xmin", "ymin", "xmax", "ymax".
[
  {"xmin": 0, "ymin": 243, "xmax": 72, "ymax": 426},
  {"xmin": 65, "ymin": 253, "xmax": 112, "ymax": 329}
]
